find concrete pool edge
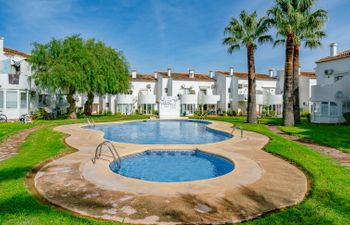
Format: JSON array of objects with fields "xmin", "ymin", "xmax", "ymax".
[{"xmin": 34, "ymin": 119, "xmax": 308, "ymax": 224}]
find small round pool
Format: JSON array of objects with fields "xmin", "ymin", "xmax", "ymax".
[
  {"xmin": 110, "ymin": 150, "xmax": 234, "ymax": 182},
  {"xmin": 87, "ymin": 120, "xmax": 231, "ymax": 144}
]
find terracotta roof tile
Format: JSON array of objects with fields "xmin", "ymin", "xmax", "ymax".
[
  {"xmin": 316, "ymin": 50, "xmax": 350, "ymax": 63},
  {"xmin": 300, "ymin": 71, "xmax": 316, "ymax": 79},
  {"xmin": 158, "ymin": 72, "xmax": 214, "ymax": 81},
  {"xmin": 216, "ymin": 71, "xmax": 276, "ymax": 80},
  {"xmin": 4, "ymin": 48, "xmax": 30, "ymax": 58},
  {"xmin": 130, "ymin": 74, "xmax": 156, "ymax": 82}
]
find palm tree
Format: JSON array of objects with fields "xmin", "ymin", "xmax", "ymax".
[
  {"xmin": 268, "ymin": 0, "xmax": 327, "ymax": 126},
  {"xmin": 223, "ymin": 10, "xmax": 272, "ymax": 124}
]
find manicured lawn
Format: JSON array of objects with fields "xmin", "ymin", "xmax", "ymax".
[
  {"xmin": 0, "ymin": 115, "xmax": 349, "ymax": 224},
  {"xmin": 0, "ymin": 115, "xmax": 148, "ymax": 225},
  {"xmin": 278, "ymin": 120, "xmax": 350, "ymax": 153},
  {"xmin": 207, "ymin": 116, "xmax": 350, "ymax": 224},
  {"xmin": 0, "ymin": 122, "xmax": 37, "ymax": 143}
]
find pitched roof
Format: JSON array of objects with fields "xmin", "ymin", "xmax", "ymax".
[
  {"xmin": 4, "ymin": 48, "xmax": 30, "ymax": 58},
  {"xmin": 130, "ymin": 74, "xmax": 156, "ymax": 82},
  {"xmin": 316, "ymin": 50, "xmax": 350, "ymax": 63},
  {"xmin": 216, "ymin": 71, "xmax": 276, "ymax": 80},
  {"xmin": 300, "ymin": 71, "xmax": 316, "ymax": 79},
  {"xmin": 158, "ymin": 72, "xmax": 214, "ymax": 81}
]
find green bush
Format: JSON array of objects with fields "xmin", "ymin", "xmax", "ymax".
[
  {"xmin": 31, "ymin": 108, "xmax": 46, "ymax": 120},
  {"xmin": 114, "ymin": 112, "xmax": 122, "ymax": 117},
  {"xmin": 227, "ymin": 110, "xmax": 237, "ymax": 117},
  {"xmin": 194, "ymin": 110, "xmax": 201, "ymax": 116},
  {"xmin": 152, "ymin": 110, "xmax": 158, "ymax": 115},
  {"xmin": 343, "ymin": 112, "xmax": 350, "ymax": 125},
  {"xmin": 104, "ymin": 110, "xmax": 113, "ymax": 116}
]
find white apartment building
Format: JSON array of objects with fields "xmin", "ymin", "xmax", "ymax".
[
  {"xmin": 0, "ymin": 37, "xmax": 32, "ymax": 119},
  {"xmin": 216, "ymin": 68, "xmax": 283, "ymax": 116},
  {"xmin": 0, "ymin": 36, "xmax": 321, "ymax": 120},
  {"xmin": 276, "ymin": 70, "xmax": 316, "ymax": 113},
  {"xmin": 311, "ymin": 43, "xmax": 350, "ymax": 123}
]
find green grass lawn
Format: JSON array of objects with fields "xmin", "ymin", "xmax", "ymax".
[
  {"xmin": 277, "ymin": 120, "xmax": 350, "ymax": 153},
  {"xmin": 0, "ymin": 122, "xmax": 38, "ymax": 143},
  {"xmin": 0, "ymin": 115, "xmax": 349, "ymax": 224}
]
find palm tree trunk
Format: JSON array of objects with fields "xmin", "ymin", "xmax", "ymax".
[
  {"xmin": 84, "ymin": 92, "xmax": 94, "ymax": 116},
  {"xmin": 282, "ymin": 34, "xmax": 295, "ymax": 126},
  {"xmin": 66, "ymin": 88, "xmax": 77, "ymax": 119},
  {"xmin": 293, "ymin": 44, "xmax": 301, "ymax": 124},
  {"xmin": 246, "ymin": 44, "xmax": 257, "ymax": 124}
]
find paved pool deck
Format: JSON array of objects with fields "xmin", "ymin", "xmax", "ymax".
[{"xmin": 33, "ymin": 119, "xmax": 308, "ymax": 224}]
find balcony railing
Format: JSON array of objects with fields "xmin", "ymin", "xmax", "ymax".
[
  {"xmin": 116, "ymin": 94, "xmax": 133, "ymax": 104},
  {"xmin": 198, "ymin": 95, "xmax": 220, "ymax": 105},
  {"xmin": 179, "ymin": 94, "xmax": 197, "ymax": 104},
  {"xmin": 138, "ymin": 93, "xmax": 156, "ymax": 104}
]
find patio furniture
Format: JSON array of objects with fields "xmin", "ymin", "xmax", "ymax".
[{"xmin": 0, "ymin": 114, "xmax": 7, "ymax": 122}]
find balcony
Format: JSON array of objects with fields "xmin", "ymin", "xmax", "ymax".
[
  {"xmin": 198, "ymin": 95, "xmax": 220, "ymax": 105},
  {"xmin": 138, "ymin": 93, "xmax": 156, "ymax": 104},
  {"xmin": 179, "ymin": 94, "xmax": 197, "ymax": 104},
  {"xmin": 116, "ymin": 94, "xmax": 134, "ymax": 104}
]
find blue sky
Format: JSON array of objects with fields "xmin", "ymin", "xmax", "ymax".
[{"xmin": 0, "ymin": 0, "xmax": 349, "ymax": 74}]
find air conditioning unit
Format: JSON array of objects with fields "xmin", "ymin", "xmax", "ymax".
[{"xmin": 324, "ymin": 69, "xmax": 334, "ymax": 75}]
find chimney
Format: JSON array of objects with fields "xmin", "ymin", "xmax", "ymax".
[
  {"xmin": 167, "ymin": 68, "xmax": 172, "ymax": 77},
  {"xmin": 188, "ymin": 68, "xmax": 195, "ymax": 78},
  {"xmin": 268, "ymin": 68, "xmax": 274, "ymax": 77},
  {"xmin": 330, "ymin": 43, "xmax": 337, "ymax": 57},
  {"xmin": 209, "ymin": 70, "xmax": 214, "ymax": 78},
  {"xmin": 131, "ymin": 70, "xmax": 137, "ymax": 79},
  {"xmin": 154, "ymin": 72, "xmax": 158, "ymax": 79},
  {"xmin": 229, "ymin": 67, "xmax": 234, "ymax": 76},
  {"xmin": 0, "ymin": 36, "xmax": 4, "ymax": 54}
]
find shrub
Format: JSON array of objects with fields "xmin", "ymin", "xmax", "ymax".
[
  {"xmin": 303, "ymin": 112, "xmax": 311, "ymax": 123},
  {"xmin": 152, "ymin": 110, "xmax": 158, "ymax": 115},
  {"xmin": 31, "ymin": 108, "xmax": 46, "ymax": 120},
  {"xmin": 343, "ymin": 112, "xmax": 350, "ymax": 125},
  {"xmin": 194, "ymin": 110, "xmax": 201, "ymax": 116},
  {"xmin": 114, "ymin": 112, "xmax": 122, "ymax": 117},
  {"xmin": 227, "ymin": 110, "xmax": 237, "ymax": 117},
  {"xmin": 105, "ymin": 110, "xmax": 113, "ymax": 116}
]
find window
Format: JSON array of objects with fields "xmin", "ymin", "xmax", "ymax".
[
  {"xmin": 330, "ymin": 102, "xmax": 337, "ymax": 117},
  {"xmin": 20, "ymin": 92, "xmax": 27, "ymax": 108},
  {"xmin": 164, "ymin": 88, "xmax": 168, "ymax": 94},
  {"xmin": 321, "ymin": 102, "xmax": 328, "ymax": 117},
  {"xmin": 8, "ymin": 74, "xmax": 20, "ymax": 85},
  {"xmin": 238, "ymin": 84, "xmax": 243, "ymax": 89},
  {"xmin": 6, "ymin": 91, "xmax": 18, "ymax": 108},
  {"xmin": 343, "ymin": 101, "xmax": 350, "ymax": 113},
  {"xmin": 0, "ymin": 91, "xmax": 3, "ymax": 109},
  {"xmin": 335, "ymin": 76, "xmax": 343, "ymax": 82},
  {"xmin": 228, "ymin": 88, "xmax": 231, "ymax": 93}
]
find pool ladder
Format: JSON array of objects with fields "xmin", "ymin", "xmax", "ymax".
[
  {"xmin": 86, "ymin": 116, "xmax": 95, "ymax": 127},
  {"xmin": 91, "ymin": 141, "xmax": 121, "ymax": 171},
  {"xmin": 231, "ymin": 125, "xmax": 244, "ymax": 137}
]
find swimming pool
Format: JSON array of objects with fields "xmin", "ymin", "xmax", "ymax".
[
  {"xmin": 88, "ymin": 120, "xmax": 232, "ymax": 144},
  {"xmin": 110, "ymin": 150, "xmax": 234, "ymax": 182}
]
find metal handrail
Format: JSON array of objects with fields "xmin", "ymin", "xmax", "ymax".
[
  {"xmin": 198, "ymin": 113, "xmax": 207, "ymax": 120},
  {"xmin": 91, "ymin": 141, "xmax": 121, "ymax": 171},
  {"xmin": 86, "ymin": 116, "xmax": 95, "ymax": 127}
]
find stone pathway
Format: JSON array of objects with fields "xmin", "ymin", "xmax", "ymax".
[
  {"xmin": 0, "ymin": 126, "xmax": 41, "ymax": 162},
  {"xmin": 267, "ymin": 125, "xmax": 350, "ymax": 169}
]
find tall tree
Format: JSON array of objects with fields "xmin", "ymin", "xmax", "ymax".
[
  {"xmin": 268, "ymin": 0, "xmax": 327, "ymax": 126},
  {"xmin": 84, "ymin": 39, "xmax": 129, "ymax": 116},
  {"xmin": 30, "ymin": 35, "xmax": 89, "ymax": 119},
  {"xmin": 223, "ymin": 10, "xmax": 272, "ymax": 124},
  {"xmin": 30, "ymin": 35, "xmax": 130, "ymax": 118}
]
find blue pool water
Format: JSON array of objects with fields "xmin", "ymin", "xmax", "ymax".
[
  {"xmin": 89, "ymin": 120, "xmax": 231, "ymax": 144},
  {"xmin": 110, "ymin": 150, "xmax": 234, "ymax": 182}
]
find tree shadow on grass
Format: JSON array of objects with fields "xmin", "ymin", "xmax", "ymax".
[{"xmin": 0, "ymin": 166, "xmax": 32, "ymax": 183}]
